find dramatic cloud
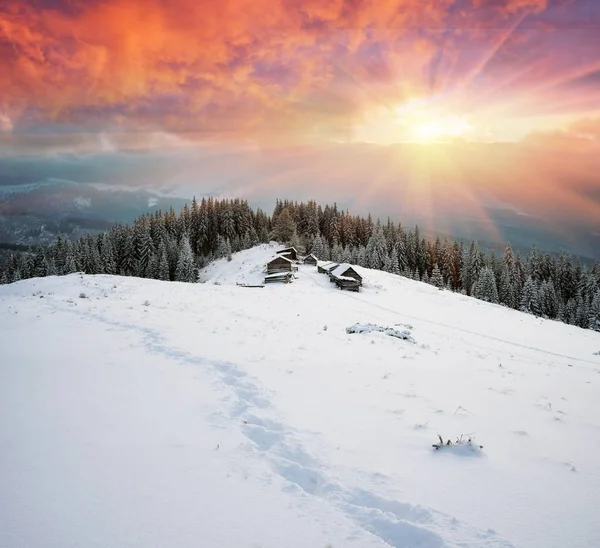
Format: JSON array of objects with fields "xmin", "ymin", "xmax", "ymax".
[{"xmin": 1, "ymin": 0, "xmax": 598, "ymax": 143}]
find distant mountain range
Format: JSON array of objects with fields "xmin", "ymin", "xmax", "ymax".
[{"xmin": 0, "ymin": 179, "xmax": 189, "ymax": 247}]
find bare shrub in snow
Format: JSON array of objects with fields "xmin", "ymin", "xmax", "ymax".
[
  {"xmin": 433, "ymin": 434, "xmax": 483, "ymax": 453},
  {"xmin": 79, "ymin": 292, "xmax": 87, "ymax": 299}
]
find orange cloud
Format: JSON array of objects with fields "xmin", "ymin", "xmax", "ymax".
[{"xmin": 0, "ymin": 0, "xmax": 597, "ymax": 146}]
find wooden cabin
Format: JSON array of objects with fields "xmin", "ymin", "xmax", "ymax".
[
  {"xmin": 329, "ymin": 263, "xmax": 363, "ymax": 291},
  {"xmin": 303, "ymin": 254, "xmax": 318, "ymax": 266},
  {"xmin": 330, "ymin": 263, "xmax": 363, "ymax": 285},
  {"xmin": 266, "ymin": 255, "xmax": 294, "ymax": 274},
  {"xmin": 276, "ymin": 247, "xmax": 298, "ymax": 261}
]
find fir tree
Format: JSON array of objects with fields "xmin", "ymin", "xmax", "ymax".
[
  {"xmin": 590, "ymin": 290, "xmax": 600, "ymax": 331},
  {"xmin": 472, "ymin": 267, "xmax": 498, "ymax": 303},
  {"xmin": 175, "ymin": 234, "xmax": 196, "ymax": 283},
  {"xmin": 431, "ymin": 263, "xmax": 444, "ymax": 289},
  {"xmin": 389, "ymin": 247, "xmax": 400, "ymax": 275},
  {"xmin": 272, "ymin": 208, "xmax": 296, "ymax": 243},
  {"xmin": 520, "ymin": 276, "xmax": 540, "ymax": 316},
  {"xmin": 311, "ymin": 233, "xmax": 325, "ymax": 259},
  {"xmin": 366, "ymin": 224, "xmax": 387, "ymax": 270},
  {"xmin": 158, "ymin": 240, "xmax": 170, "ymax": 281}
]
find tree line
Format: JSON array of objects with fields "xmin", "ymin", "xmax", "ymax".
[{"xmin": 1, "ymin": 196, "xmax": 599, "ymax": 331}]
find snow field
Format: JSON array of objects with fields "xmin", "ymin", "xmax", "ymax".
[{"xmin": 1, "ymin": 244, "xmax": 599, "ymax": 548}]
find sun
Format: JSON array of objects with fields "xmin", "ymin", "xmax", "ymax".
[
  {"xmin": 352, "ymin": 98, "xmax": 475, "ymax": 144},
  {"xmin": 393, "ymin": 99, "xmax": 474, "ymax": 143},
  {"xmin": 410, "ymin": 115, "xmax": 474, "ymax": 142}
]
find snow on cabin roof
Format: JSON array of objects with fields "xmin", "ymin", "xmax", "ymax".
[
  {"xmin": 337, "ymin": 275, "xmax": 358, "ymax": 282},
  {"xmin": 317, "ymin": 261, "xmax": 338, "ymax": 268},
  {"xmin": 277, "ymin": 247, "xmax": 297, "ymax": 253},
  {"xmin": 266, "ymin": 255, "xmax": 293, "ymax": 264},
  {"xmin": 264, "ymin": 272, "xmax": 292, "ymax": 279},
  {"xmin": 331, "ymin": 263, "xmax": 360, "ymax": 279}
]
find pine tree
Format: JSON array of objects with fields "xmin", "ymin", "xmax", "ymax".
[
  {"xmin": 590, "ymin": 290, "xmax": 600, "ymax": 331},
  {"xmin": 389, "ymin": 247, "xmax": 400, "ymax": 275},
  {"xmin": 538, "ymin": 280, "xmax": 558, "ymax": 318},
  {"xmin": 311, "ymin": 233, "xmax": 325, "ymax": 260},
  {"xmin": 472, "ymin": 267, "xmax": 498, "ymax": 303},
  {"xmin": 99, "ymin": 236, "xmax": 117, "ymax": 275},
  {"xmin": 272, "ymin": 208, "xmax": 296, "ymax": 243},
  {"xmin": 215, "ymin": 235, "xmax": 229, "ymax": 259},
  {"xmin": 366, "ymin": 224, "xmax": 387, "ymax": 270},
  {"xmin": 64, "ymin": 249, "xmax": 77, "ymax": 275},
  {"xmin": 520, "ymin": 276, "xmax": 540, "ymax": 316},
  {"xmin": 175, "ymin": 234, "xmax": 196, "ymax": 283},
  {"xmin": 383, "ymin": 254, "xmax": 394, "ymax": 274},
  {"xmin": 119, "ymin": 229, "xmax": 136, "ymax": 276},
  {"xmin": 157, "ymin": 240, "xmax": 170, "ymax": 281},
  {"xmin": 431, "ymin": 263, "xmax": 444, "ymax": 289},
  {"xmin": 134, "ymin": 220, "xmax": 153, "ymax": 277}
]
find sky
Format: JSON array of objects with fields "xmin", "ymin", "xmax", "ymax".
[{"xmin": 1, "ymin": 0, "xmax": 600, "ymax": 249}]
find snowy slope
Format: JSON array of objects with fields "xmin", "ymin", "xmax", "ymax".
[{"xmin": 1, "ymin": 245, "xmax": 600, "ymax": 548}]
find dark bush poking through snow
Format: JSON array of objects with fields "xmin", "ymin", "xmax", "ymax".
[
  {"xmin": 346, "ymin": 322, "xmax": 415, "ymax": 343},
  {"xmin": 433, "ymin": 434, "xmax": 484, "ymax": 454}
]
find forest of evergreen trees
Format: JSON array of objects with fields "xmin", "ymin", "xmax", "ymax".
[{"xmin": 1, "ymin": 196, "xmax": 599, "ymax": 331}]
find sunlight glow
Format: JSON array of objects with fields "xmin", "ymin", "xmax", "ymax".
[{"xmin": 393, "ymin": 99, "xmax": 474, "ymax": 143}]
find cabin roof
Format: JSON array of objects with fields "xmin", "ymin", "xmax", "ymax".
[
  {"xmin": 267, "ymin": 255, "xmax": 293, "ymax": 264},
  {"xmin": 277, "ymin": 247, "xmax": 297, "ymax": 253},
  {"xmin": 331, "ymin": 263, "xmax": 361, "ymax": 279}
]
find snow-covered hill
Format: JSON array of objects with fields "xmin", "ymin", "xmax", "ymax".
[{"xmin": 1, "ymin": 245, "xmax": 599, "ymax": 548}]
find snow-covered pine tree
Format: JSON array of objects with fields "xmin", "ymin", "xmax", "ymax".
[
  {"xmin": 272, "ymin": 207, "xmax": 297, "ymax": 243},
  {"xmin": 520, "ymin": 276, "xmax": 540, "ymax": 316},
  {"xmin": 99, "ymin": 235, "xmax": 117, "ymax": 275},
  {"xmin": 389, "ymin": 246, "xmax": 400, "ymax": 275},
  {"xmin": 289, "ymin": 229, "xmax": 301, "ymax": 253},
  {"xmin": 366, "ymin": 224, "xmax": 388, "ymax": 270},
  {"xmin": 311, "ymin": 233, "xmax": 325, "ymax": 260},
  {"xmin": 538, "ymin": 280, "xmax": 558, "ymax": 318},
  {"xmin": 119, "ymin": 229, "xmax": 136, "ymax": 277},
  {"xmin": 431, "ymin": 263, "xmax": 444, "ymax": 289},
  {"xmin": 383, "ymin": 254, "xmax": 394, "ymax": 274},
  {"xmin": 341, "ymin": 246, "xmax": 352, "ymax": 263},
  {"xmin": 64, "ymin": 247, "xmax": 77, "ymax": 275},
  {"xmin": 158, "ymin": 240, "xmax": 170, "ymax": 281},
  {"xmin": 331, "ymin": 242, "xmax": 343, "ymax": 263},
  {"xmin": 175, "ymin": 234, "xmax": 196, "ymax": 283},
  {"xmin": 472, "ymin": 267, "xmax": 499, "ymax": 303},
  {"xmin": 134, "ymin": 220, "xmax": 153, "ymax": 277},
  {"xmin": 590, "ymin": 290, "xmax": 600, "ymax": 331}
]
